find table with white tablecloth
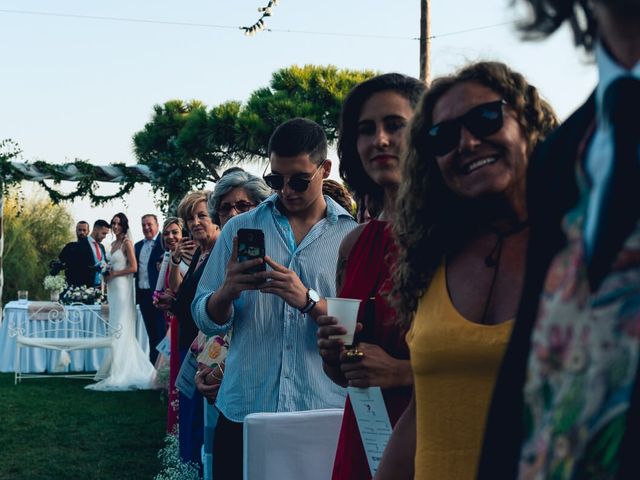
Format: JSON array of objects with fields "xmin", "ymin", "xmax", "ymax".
[{"xmin": 0, "ymin": 301, "xmax": 150, "ymax": 373}]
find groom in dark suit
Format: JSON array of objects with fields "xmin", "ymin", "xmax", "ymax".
[
  {"xmin": 478, "ymin": 1, "xmax": 640, "ymax": 478},
  {"xmin": 135, "ymin": 213, "xmax": 165, "ymax": 363},
  {"xmin": 58, "ymin": 220, "xmax": 110, "ymax": 287}
]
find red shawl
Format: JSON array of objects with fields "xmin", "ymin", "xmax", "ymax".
[{"xmin": 331, "ymin": 220, "xmax": 411, "ymax": 480}]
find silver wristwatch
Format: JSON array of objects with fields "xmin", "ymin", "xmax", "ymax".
[{"xmin": 300, "ymin": 288, "xmax": 320, "ymax": 314}]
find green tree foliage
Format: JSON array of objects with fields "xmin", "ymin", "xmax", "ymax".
[
  {"xmin": 133, "ymin": 65, "xmax": 376, "ymax": 211},
  {"xmin": 3, "ymin": 188, "xmax": 74, "ymax": 303}
]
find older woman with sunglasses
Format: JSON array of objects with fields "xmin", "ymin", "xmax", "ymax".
[
  {"xmin": 375, "ymin": 62, "xmax": 558, "ymax": 480},
  {"xmin": 210, "ymin": 169, "xmax": 272, "ymax": 228}
]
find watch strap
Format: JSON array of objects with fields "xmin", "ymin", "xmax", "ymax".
[{"xmin": 299, "ymin": 288, "xmax": 317, "ymax": 314}]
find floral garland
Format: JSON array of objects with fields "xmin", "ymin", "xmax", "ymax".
[
  {"xmin": 0, "ymin": 139, "xmax": 23, "ymax": 192},
  {"xmin": 0, "ymin": 139, "xmax": 151, "ymax": 205},
  {"xmin": 34, "ymin": 160, "xmax": 144, "ymax": 205}
]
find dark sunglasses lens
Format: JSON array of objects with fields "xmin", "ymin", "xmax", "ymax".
[
  {"xmin": 428, "ymin": 121, "xmax": 460, "ymax": 156},
  {"xmin": 264, "ymin": 175, "xmax": 284, "ymax": 190},
  {"xmin": 466, "ymin": 102, "xmax": 503, "ymax": 138},
  {"xmin": 236, "ymin": 202, "xmax": 253, "ymax": 212},
  {"xmin": 288, "ymin": 176, "xmax": 311, "ymax": 192},
  {"xmin": 218, "ymin": 205, "xmax": 232, "ymax": 215}
]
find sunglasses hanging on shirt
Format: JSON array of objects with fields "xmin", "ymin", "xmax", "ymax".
[{"xmin": 427, "ymin": 99, "xmax": 507, "ymax": 156}]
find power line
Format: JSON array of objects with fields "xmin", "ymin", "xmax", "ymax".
[
  {"xmin": 0, "ymin": 8, "xmax": 516, "ymax": 42},
  {"xmin": 428, "ymin": 21, "xmax": 517, "ymax": 39},
  {"xmin": 268, "ymin": 27, "xmax": 417, "ymax": 41},
  {"xmin": 0, "ymin": 9, "xmax": 240, "ymax": 31}
]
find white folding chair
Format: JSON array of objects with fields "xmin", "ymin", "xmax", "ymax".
[{"xmin": 243, "ymin": 409, "xmax": 344, "ymax": 480}]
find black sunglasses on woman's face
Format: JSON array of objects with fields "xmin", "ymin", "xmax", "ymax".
[
  {"xmin": 217, "ymin": 201, "xmax": 255, "ymax": 216},
  {"xmin": 427, "ymin": 100, "xmax": 507, "ymax": 156},
  {"xmin": 262, "ymin": 159, "xmax": 326, "ymax": 192}
]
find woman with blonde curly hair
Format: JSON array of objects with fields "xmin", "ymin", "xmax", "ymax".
[
  {"xmin": 171, "ymin": 190, "xmax": 220, "ymax": 470},
  {"xmin": 376, "ymin": 61, "xmax": 558, "ymax": 479}
]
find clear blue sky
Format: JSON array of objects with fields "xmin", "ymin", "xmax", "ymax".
[{"xmin": 0, "ymin": 0, "xmax": 597, "ymax": 239}]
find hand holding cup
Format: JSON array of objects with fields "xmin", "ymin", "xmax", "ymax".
[{"xmin": 326, "ymin": 297, "xmax": 361, "ymax": 347}]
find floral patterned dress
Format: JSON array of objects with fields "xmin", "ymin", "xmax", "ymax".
[{"xmin": 518, "ymin": 159, "xmax": 640, "ymax": 479}]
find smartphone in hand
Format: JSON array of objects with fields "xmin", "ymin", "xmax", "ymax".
[{"xmin": 237, "ymin": 228, "xmax": 266, "ymax": 273}]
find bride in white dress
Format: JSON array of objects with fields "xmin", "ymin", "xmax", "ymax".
[{"xmin": 86, "ymin": 213, "xmax": 156, "ymax": 391}]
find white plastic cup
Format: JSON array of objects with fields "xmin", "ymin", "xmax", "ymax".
[{"xmin": 327, "ymin": 297, "xmax": 361, "ymax": 347}]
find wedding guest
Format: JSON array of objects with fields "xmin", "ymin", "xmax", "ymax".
[
  {"xmin": 192, "ymin": 170, "xmax": 271, "ymax": 475},
  {"xmin": 135, "ymin": 214, "xmax": 165, "ymax": 364},
  {"xmin": 172, "ymin": 191, "xmax": 220, "ymax": 469},
  {"xmin": 322, "ymin": 179, "xmax": 355, "ymax": 215},
  {"xmin": 152, "ymin": 216, "xmax": 189, "ymax": 434},
  {"xmin": 194, "ymin": 170, "xmax": 272, "ymax": 401},
  {"xmin": 375, "ymin": 62, "xmax": 557, "ymax": 480},
  {"xmin": 53, "ymin": 220, "xmax": 90, "ymax": 278},
  {"xmin": 208, "ymin": 169, "xmax": 271, "ymax": 229},
  {"xmin": 58, "ymin": 219, "xmax": 109, "ymax": 287},
  {"xmin": 75, "ymin": 221, "xmax": 89, "ymax": 240},
  {"xmin": 315, "ymin": 73, "xmax": 424, "ymax": 480},
  {"xmin": 192, "ymin": 118, "xmax": 357, "ymax": 479},
  {"xmin": 478, "ymin": 2, "xmax": 640, "ymax": 478}
]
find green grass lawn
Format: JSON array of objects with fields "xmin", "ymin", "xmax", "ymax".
[{"xmin": 0, "ymin": 373, "xmax": 166, "ymax": 479}]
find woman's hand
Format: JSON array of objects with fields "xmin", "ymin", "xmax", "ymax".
[
  {"xmin": 153, "ymin": 291, "xmax": 175, "ymax": 311},
  {"xmin": 340, "ymin": 343, "xmax": 413, "ymax": 389},
  {"xmin": 195, "ymin": 364, "xmax": 224, "ymax": 404},
  {"xmin": 316, "ymin": 315, "xmax": 365, "ymax": 387},
  {"xmin": 173, "ymin": 239, "xmax": 197, "ymax": 264},
  {"xmin": 316, "ymin": 315, "xmax": 348, "ymax": 368}
]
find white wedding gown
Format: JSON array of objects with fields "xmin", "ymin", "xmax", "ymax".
[{"xmin": 85, "ymin": 248, "xmax": 156, "ymax": 391}]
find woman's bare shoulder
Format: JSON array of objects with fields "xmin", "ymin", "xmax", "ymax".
[{"xmin": 339, "ymin": 223, "xmax": 368, "ymax": 260}]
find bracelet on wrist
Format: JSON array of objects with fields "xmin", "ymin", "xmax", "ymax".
[{"xmin": 170, "ymin": 256, "xmax": 181, "ymax": 266}]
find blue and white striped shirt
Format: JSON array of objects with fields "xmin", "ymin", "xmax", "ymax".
[{"xmin": 192, "ymin": 194, "xmax": 356, "ymax": 422}]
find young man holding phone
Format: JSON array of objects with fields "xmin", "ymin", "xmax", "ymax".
[{"xmin": 192, "ymin": 118, "xmax": 356, "ymax": 479}]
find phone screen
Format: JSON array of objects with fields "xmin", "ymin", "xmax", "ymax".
[{"xmin": 237, "ymin": 228, "xmax": 266, "ymax": 273}]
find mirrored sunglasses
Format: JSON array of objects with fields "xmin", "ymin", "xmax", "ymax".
[
  {"xmin": 427, "ymin": 100, "xmax": 507, "ymax": 156},
  {"xmin": 263, "ymin": 159, "xmax": 326, "ymax": 193}
]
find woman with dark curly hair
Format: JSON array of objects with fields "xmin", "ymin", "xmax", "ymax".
[
  {"xmin": 315, "ymin": 72, "xmax": 424, "ymax": 480},
  {"xmin": 375, "ymin": 62, "xmax": 558, "ymax": 480}
]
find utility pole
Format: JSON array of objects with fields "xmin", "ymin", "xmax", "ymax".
[{"xmin": 419, "ymin": 0, "xmax": 431, "ymax": 84}]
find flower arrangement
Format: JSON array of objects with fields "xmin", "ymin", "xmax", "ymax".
[
  {"xmin": 43, "ymin": 274, "xmax": 67, "ymax": 293},
  {"xmin": 60, "ymin": 285, "xmax": 106, "ymax": 305},
  {"xmin": 155, "ymin": 433, "xmax": 201, "ymax": 480}
]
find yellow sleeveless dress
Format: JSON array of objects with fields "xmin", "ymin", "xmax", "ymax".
[{"xmin": 407, "ymin": 264, "xmax": 514, "ymax": 480}]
